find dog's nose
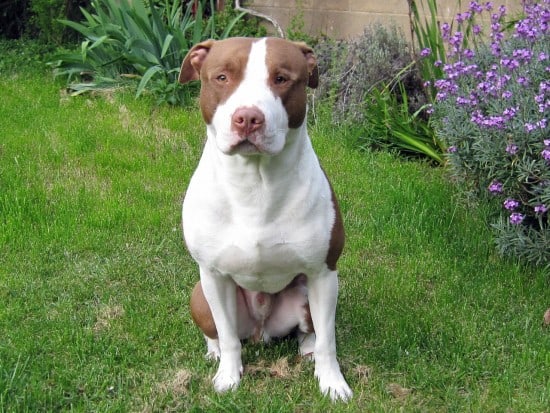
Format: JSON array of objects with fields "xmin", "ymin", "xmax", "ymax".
[{"xmin": 231, "ymin": 107, "xmax": 265, "ymax": 137}]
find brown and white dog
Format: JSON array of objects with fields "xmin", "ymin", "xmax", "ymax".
[{"xmin": 179, "ymin": 37, "xmax": 352, "ymax": 401}]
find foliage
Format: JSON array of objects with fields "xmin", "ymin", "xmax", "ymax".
[
  {"xmin": 315, "ymin": 24, "xmax": 417, "ymax": 123},
  {"xmin": 0, "ymin": 0, "xmax": 88, "ymax": 43},
  {"xmin": 29, "ymin": 0, "xmax": 71, "ymax": 43},
  {"xmin": 0, "ymin": 38, "xmax": 56, "ymax": 73},
  {"xmin": 213, "ymin": 3, "xmax": 266, "ymax": 39},
  {"xmin": 408, "ymin": 0, "xmax": 452, "ymax": 102},
  {"xmin": 0, "ymin": 0, "xmax": 31, "ymax": 39},
  {"xmin": 314, "ymin": 24, "xmax": 442, "ymax": 163},
  {"xmin": 286, "ymin": 0, "xmax": 317, "ymax": 46},
  {"xmin": 431, "ymin": 0, "xmax": 550, "ymax": 267},
  {"xmin": 360, "ymin": 71, "xmax": 443, "ymax": 163},
  {"xmin": 49, "ymin": 0, "xmax": 246, "ymax": 105}
]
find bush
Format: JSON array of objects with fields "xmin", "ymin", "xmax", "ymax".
[
  {"xmin": 431, "ymin": 1, "xmax": 549, "ymax": 267},
  {"xmin": 315, "ymin": 24, "xmax": 418, "ymax": 123},
  {"xmin": 314, "ymin": 25, "xmax": 443, "ymax": 163},
  {"xmin": 49, "ymin": 0, "xmax": 247, "ymax": 105}
]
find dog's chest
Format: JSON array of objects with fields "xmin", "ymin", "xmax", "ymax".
[
  {"xmin": 212, "ymin": 217, "xmax": 328, "ymax": 291},
  {"xmin": 183, "ymin": 159, "xmax": 334, "ymax": 292}
]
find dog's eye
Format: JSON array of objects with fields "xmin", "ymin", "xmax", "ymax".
[
  {"xmin": 274, "ymin": 75, "xmax": 287, "ymax": 85},
  {"xmin": 216, "ymin": 74, "xmax": 227, "ymax": 82}
]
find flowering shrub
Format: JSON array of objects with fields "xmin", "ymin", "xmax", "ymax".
[{"xmin": 431, "ymin": 1, "xmax": 549, "ymax": 267}]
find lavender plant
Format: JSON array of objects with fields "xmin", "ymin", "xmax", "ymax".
[{"xmin": 431, "ymin": 1, "xmax": 549, "ymax": 267}]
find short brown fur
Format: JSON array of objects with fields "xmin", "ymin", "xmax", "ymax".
[{"xmin": 190, "ymin": 281, "xmax": 218, "ymax": 339}]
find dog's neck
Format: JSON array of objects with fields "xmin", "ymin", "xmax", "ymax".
[
  {"xmin": 205, "ymin": 123, "xmax": 314, "ymax": 188},
  {"xmin": 201, "ymin": 122, "xmax": 320, "ymax": 224}
]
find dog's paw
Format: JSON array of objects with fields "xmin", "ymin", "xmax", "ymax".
[
  {"xmin": 212, "ymin": 364, "xmax": 243, "ymax": 393},
  {"xmin": 315, "ymin": 367, "xmax": 353, "ymax": 402}
]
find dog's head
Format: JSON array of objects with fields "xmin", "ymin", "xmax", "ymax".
[{"xmin": 179, "ymin": 37, "xmax": 318, "ymax": 156}]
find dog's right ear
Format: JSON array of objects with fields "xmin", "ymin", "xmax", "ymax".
[{"xmin": 178, "ymin": 40, "xmax": 215, "ymax": 84}]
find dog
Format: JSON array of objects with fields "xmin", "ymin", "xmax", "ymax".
[{"xmin": 178, "ymin": 37, "xmax": 352, "ymax": 401}]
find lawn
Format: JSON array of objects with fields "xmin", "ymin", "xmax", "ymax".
[{"xmin": 1, "ymin": 60, "xmax": 549, "ymax": 411}]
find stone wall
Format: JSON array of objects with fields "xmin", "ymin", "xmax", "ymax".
[{"xmin": 243, "ymin": 0, "xmax": 525, "ymax": 39}]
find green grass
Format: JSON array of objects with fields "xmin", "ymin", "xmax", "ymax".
[{"xmin": 1, "ymin": 60, "xmax": 549, "ymax": 412}]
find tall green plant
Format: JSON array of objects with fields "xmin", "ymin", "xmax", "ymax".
[
  {"xmin": 49, "ymin": 0, "xmax": 245, "ymax": 104},
  {"xmin": 360, "ymin": 65, "xmax": 444, "ymax": 164},
  {"xmin": 408, "ymin": 0, "xmax": 447, "ymax": 101}
]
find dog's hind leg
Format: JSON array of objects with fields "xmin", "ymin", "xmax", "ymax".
[
  {"xmin": 298, "ymin": 331, "xmax": 315, "ymax": 359},
  {"xmin": 205, "ymin": 336, "xmax": 221, "ymax": 360}
]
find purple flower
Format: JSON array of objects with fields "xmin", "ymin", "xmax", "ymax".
[
  {"xmin": 469, "ymin": 1, "xmax": 484, "ymax": 13},
  {"xmin": 502, "ymin": 90, "xmax": 513, "ymax": 99},
  {"xmin": 420, "ymin": 48, "xmax": 431, "ymax": 57},
  {"xmin": 441, "ymin": 23, "xmax": 451, "ymax": 41},
  {"xmin": 525, "ymin": 122, "xmax": 537, "ymax": 132},
  {"xmin": 448, "ymin": 145, "xmax": 458, "ymax": 153},
  {"xmin": 534, "ymin": 204, "xmax": 548, "ymax": 214},
  {"xmin": 504, "ymin": 198, "xmax": 520, "ymax": 210},
  {"xmin": 502, "ymin": 106, "xmax": 518, "ymax": 120},
  {"xmin": 512, "ymin": 48, "xmax": 533, "ymax": 62},
  {"xmin": 463, "ymin": 49, "xmax": 475, "ymax": 59},
  {"xmin": 500, "ymin": 58, "xmax": 520, "ymax": 71},
  {"xmin": 489, "ymin": 180, "xmax": 503, "ymax": 193},
  {"xmin": 542, "ymin": 148, "xmax": 550, "ymax": 161},
  {"xmin": 506, "ymin": 143, "xmax": 518, "ymax": 154},
  {"xmin": 517, "ymin": 76, "xmax": 529, "ymax": 86},
  {"xmin": 509, "ymin": 212, "xmax": 525, "ymax": 225},
  {"xmin": 456, "ymin": 12, "xmax": 472, "ymax": 23}
]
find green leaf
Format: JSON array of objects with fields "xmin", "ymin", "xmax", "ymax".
[
  {"xmin": 136, "ymin": 65, "xmax": 163, "ymax": 97},
  {"xmin": 160, "ymin": 35, "xmax": 174, "ymax": 59}
]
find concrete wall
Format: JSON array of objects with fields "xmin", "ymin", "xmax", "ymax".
[{"xmin": 243, "ymin": 0, "xmax": 525, "ymax": 39}]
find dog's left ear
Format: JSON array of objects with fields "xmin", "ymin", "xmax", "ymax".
[{"xmin": 293, "ymin": 41, "xmax": 319, "ymax": 89}]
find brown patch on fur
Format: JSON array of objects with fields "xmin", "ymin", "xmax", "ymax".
[
  {"xmin": 324, "ymin": 175, "xmax": 345, "ymax": 271},
  {"xmin": 179, "ymin": 38, "xmax": 253, "ymax": 124},
  {"xmin": 190, "ymin": 281, "xmax": 218, "ymax": 339},
  {"xmin": 265, "ymin": 38, "xmax": 318, "ymax": 129}
]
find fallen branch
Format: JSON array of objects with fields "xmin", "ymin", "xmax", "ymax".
[{"xmin": 234, "ymin": 0, "xmax": 285, "ymax": 38}]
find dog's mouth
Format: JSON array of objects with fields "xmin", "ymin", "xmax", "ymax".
[{"xmin": 229, "ymin": 138, "xmax": 265, "ymax": 155}]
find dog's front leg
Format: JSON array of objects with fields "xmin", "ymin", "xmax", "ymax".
[
  {"xmin": 308, "ymin": 268, "xmax": 353, "ymax": 401},
  {"xmin": 200, "ymin": 267, "xmax": 243, "ymax": 393}
]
